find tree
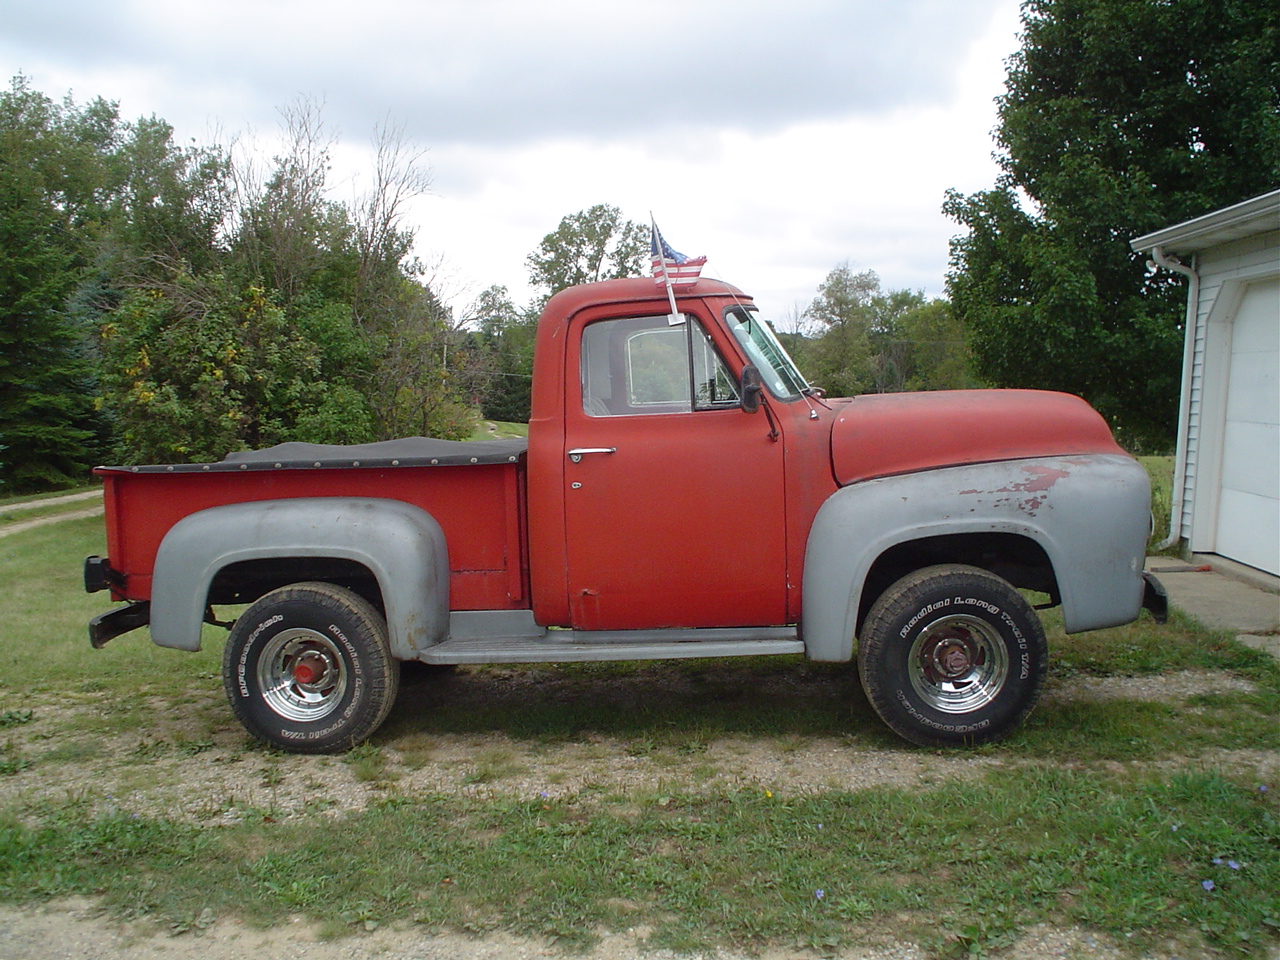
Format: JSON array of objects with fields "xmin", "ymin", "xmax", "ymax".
[
  {"xmin": 863, "ymin": 287, "xmax": 930, "ymax": 394},
  {"xmin": 468, "ymin": 205, "xmax": 647, "ymax": 423},
  {"xmin": 945, "ymin": 0, "xmax": 1280, "ymax": 450},
  {"xmin": 350, "ymin": 119, "xmax": 431, "ymax": 321},
  {"xmin": 228, "ymin": 100, "xmax": 354, "ymax": 304},
  {"xmin": 795, "ymin": 264, "xmax": 970, "ymax": 397},
  {"xmin": 98, "ymin": 276, "xmax": 377, "ymax": 463},
  {"xmin": 896, "ymin": 300, "xmax": 975, "ymax": 392},
  {"xmin": 471, "ymin": 285, "xmax": 537, "ymax": 423},
  {"xmin": 1, "ymin": 77, "xmax": 481, "ymax": 477},
  {"xmin": 93, "ymin": 97, "xmax": 481, "ymax": 457},
  {"xmin": 360, "ymin": 280, "xmax": 480, "ymax": 442},
  {"xmin": 106, "ymin": 114, "xmax": 230, "ymax": 276},
  {"xmin": 525, "ymin": 204, "xmax": 647, "ymax": 301},
  {"xmin": 0, "ymin": 77, "xmax": 108, "ymax": 491},
  {"xmin": 797, "ymin": 263, "xmax": 879, "ymax": 397}
]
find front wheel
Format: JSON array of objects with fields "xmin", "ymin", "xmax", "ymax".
[
  {"xmin": 858, "ymin": 564, "xmax": 1047, "ymax": 747},
  {"xmin": 222, "ymin": 582, "xmax": 399, "ymax": 754}
]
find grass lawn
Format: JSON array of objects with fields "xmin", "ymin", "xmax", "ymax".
[
  {"xmin": 1140, "ymin": 455, "xmax": 1177, "ymax": 556},
  {"xmin": 0, "ymin": 511, "xmax": 1276, "ymax": 957},
  {"xmin": 468, "ymin": 420, "xmax": 529, "ymax": 441}
]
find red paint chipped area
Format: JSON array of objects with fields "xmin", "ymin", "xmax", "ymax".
[
  {"xmin": 996, "ymin": 466, "xmax": 1070, "ymax": 496},
  {"xmin": 1016, "ymin": 465, "xmax": 1070, "ymax": 492}
]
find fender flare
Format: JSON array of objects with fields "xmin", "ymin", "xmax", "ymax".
[
  {"xmin": 801, "ymin": 455, "xmax": 1151, "ymax": 661},
  {"xmin": 149, "ymin": 497, "xmax": 449, "ymax": 659}
]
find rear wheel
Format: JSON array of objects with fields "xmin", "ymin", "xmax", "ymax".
[
  {"xmin": 222, "ymin": 582, "xmax": 399, "ymax": 754},
  {"xmin": 858, "ymin": 564, "xmax": 1047, "ymax": 747}
]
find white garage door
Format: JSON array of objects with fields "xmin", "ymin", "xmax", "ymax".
[{"xmin": 1216, "ymin": 276, "xmax": 1279, "ymax": 575}]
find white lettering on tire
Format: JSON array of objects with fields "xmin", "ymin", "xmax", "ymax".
[
  {"xmin": 901, "ymin": 598, "xmax": 951, "ymax": 638},
  {"xmin": 237, "ymin": 614, "xmax": 284, "ymax": 698}
]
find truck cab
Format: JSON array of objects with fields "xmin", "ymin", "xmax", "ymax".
[{"xmin": 526, "ymin": 281, "xmax": 816, "ymax": 631}]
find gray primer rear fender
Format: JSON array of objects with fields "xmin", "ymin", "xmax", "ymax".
[
  {"xmin": 801, "ymin": 454, "xmax": 1151, "ymax": 661},
  {"xmin": 149, "ymin": 497, "xmax": 449, "ymax": 658}
]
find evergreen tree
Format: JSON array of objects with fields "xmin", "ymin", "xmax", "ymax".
[{"xmin": 0, "ymin": 77, "xmax": 106, "ymax": 490}]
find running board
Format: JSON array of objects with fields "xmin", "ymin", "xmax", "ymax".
[{"xmin": 418, "ymin": 612, "xmax": 802, "ymax": 664}]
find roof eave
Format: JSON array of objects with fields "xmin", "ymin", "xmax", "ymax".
[{"xmin": 1130, "ymin": 188, "xmax": 1280, "ymax": 255}]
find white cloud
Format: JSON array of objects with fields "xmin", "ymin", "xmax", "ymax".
[
  {"xmin": 0, "ymin": 0, "xmax": 1022, "ymax": 322},
  {"xmin": 2, "ymin": 0, "xmax": 1006, "ymax": 143},
  {"xmin": 415, "ymin": 0, "xmax": 1021, "ymax": 319}
]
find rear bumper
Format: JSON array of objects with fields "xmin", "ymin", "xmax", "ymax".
[{"xmin": 89, "ymin": 602, "xmax": 150, "ymax": 649}]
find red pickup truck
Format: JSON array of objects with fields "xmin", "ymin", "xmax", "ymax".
[{"xmin": 85, "ymin": 277, "xmax": 1166, "ymax": 752}]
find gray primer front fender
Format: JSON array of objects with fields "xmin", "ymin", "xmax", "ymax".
[
  {"xmin": 149, "ymin": 497, "xmax": 449, "ymax": 658},
  {"xmin": 801, "ymin": 455, "xmax": 1151, "ymax": 661}
]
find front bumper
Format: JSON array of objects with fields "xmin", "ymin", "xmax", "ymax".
[{"xmin": 1141, "ymin": 572, "xmax": 1169, "ymax": 624}]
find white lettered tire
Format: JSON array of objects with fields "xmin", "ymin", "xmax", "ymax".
[
  {"xmin": 222, "ymin": 582, "xmax": 399, "ymax": 754},
  {"xmin": 858, "ymin": 564, "xmax": 1047, "ymax": 747}
]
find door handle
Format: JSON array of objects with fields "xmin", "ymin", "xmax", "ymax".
[{"xmin": 567, "ymin": 447, "xmax": 617, "ymax": 463}]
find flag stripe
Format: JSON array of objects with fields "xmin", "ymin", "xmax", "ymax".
[
  {"xmin": 651, "ymin": 256, "xmax": 706, "ymax": 284},
  {"xmin": 649, "ymin": 221, "xmax": 706, "ymax": 284}
]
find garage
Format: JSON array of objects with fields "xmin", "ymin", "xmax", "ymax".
[{"xmin": 1132, "ymin": 190, "xmax": 1280, "ymax": 577}]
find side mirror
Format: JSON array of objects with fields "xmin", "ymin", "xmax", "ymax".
[{"xmin": 740, "ymin": 364, "xmax": 764, "ymax": 414}]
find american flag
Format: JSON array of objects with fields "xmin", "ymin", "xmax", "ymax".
[{"xmin": 650, "ymin": 223, "xmax": 706, "ymax": 286}]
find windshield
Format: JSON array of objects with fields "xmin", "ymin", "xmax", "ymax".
[{"xmin": 724, "ymin": 307, "xmax": 810, "ymax": 401}]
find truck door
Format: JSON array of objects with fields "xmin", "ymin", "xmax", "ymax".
[{"xmin": 562, "ymin": 311, "xmax": 788, "ymax": 631}]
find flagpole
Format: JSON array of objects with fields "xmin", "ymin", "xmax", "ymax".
[{"xmin": 650, "ymin": 214, "xmax": 682, "ymax": 325}]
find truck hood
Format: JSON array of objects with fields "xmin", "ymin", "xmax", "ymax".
[{"xmin": 829, "ymin": 389, "xmax": 1126, "ymax": 486}]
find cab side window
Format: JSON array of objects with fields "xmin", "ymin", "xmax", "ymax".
[{"xmin": 581, "ymin": 315, "xmax": 740, "ymax": 417}]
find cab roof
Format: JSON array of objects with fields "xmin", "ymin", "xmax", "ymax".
[{"xmin": 542, "ymin": 277, "xmax": 752, "ymax": 320}]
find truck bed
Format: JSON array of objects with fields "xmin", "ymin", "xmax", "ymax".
[{"xmin": 96, "ymin": 438, "xmax": 530, "ymax": 611}]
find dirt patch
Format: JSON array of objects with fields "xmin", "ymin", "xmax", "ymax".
[
  {"xmin": 0, "ymin": 901, "xmax": 1206, "ymax": 960},
  {"xmin": 0, "ymin": 504, "xmax": 103, "ymax": 538},
  {"xmin": 0, "ymin": 668, "xmax": 1272, "ymax": 825},
  {"xmin": 1050, "ymin": 668, "xmax": 1260, "ymax": 702},
  {"xmin": 0, "ymin": 489, "xmax": 102, "ymax": 517},
  {"xmin": 0, "ymin": 699, "xmax": 1004, "ymax": 825}
]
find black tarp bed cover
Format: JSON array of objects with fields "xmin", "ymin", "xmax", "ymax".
[{"xmin": 98, "ymin": 437, "xmax": 530, "ymax": 473}]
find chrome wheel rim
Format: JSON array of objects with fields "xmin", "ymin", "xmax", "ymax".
[
  {"xmin": 907, "ymin": 614, "xmax": 1009, "ymax": 714},
  {"xmin": 257, "ymin": 628, "xmax": 348, "ymax": 722}
]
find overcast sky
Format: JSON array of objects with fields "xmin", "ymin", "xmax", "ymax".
[{"xmin": 1, "ymin": 0, "xmax": 1023, "ymax": 323}]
